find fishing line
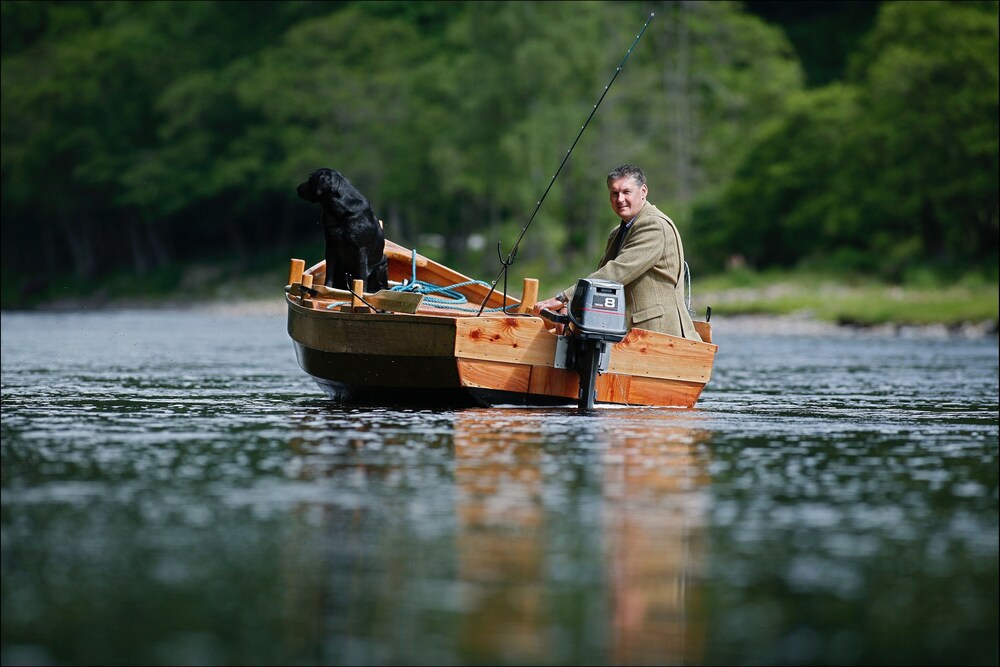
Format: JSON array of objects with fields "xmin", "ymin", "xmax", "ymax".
[{"xmin": 476, "ymin": 12, "xmax": 656, "ymax": 316}]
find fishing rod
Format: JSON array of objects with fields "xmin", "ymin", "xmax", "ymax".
[{"xmin": 476, "ymin": 12, "xmax": 656, "ymax": 316}]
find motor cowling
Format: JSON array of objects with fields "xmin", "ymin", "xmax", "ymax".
[
  {"xmin": 543, "ymin": 278, "xmax": 627, "ymax": 410},
  {"xmin": 566, "ymin": 278, "xmax": 627, "ymax": 342}
]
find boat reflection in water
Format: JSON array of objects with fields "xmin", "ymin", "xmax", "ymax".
[
  {"xmin": 599, "ymin": 413, "xmax": 711, "ymax": 665},
  {"xmin": 283, "ymin": 406, "xmax": 712, "ymax": 664},
  {"xmin": 453, "ymin": 408, "xmax": 711, "ymax": 665}
]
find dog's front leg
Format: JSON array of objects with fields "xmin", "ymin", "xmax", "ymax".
[
  {"xmin": 326, "ymin": 252, "xmax": 345, "ymax": 289},
  {"xmin": 353, "ymin": 251, "xmax": 370, "ymax": 293},
  {"xmin": 324, "ymin": 251, "xmax": 335, "ymax": 288}
]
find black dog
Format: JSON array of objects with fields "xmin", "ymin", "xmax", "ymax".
[{"xmin": 296, "ymin": 168, "xmax": 389, "ymax": 291}]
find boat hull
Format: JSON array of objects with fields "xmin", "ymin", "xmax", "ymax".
[{"xmin": 287, "ymin": 296, "xmax": 716, "ymax": 408}]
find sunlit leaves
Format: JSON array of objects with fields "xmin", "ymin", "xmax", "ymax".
[{"xmin": 693, "ymin": 1, "xmax": 999, "ymax": 276}]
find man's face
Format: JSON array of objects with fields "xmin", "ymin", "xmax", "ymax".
[{"xmin": 608, "ymin": 176, "xmax": 648, "ymax": 222}]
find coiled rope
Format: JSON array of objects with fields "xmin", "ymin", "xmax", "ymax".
[
  {"xmin": 327, "ymin": 248, "xmax": 512, "ymax": 313},
  {"xmin": 390, "ymin": 248, "xmax": 509, "ymax": 312}
]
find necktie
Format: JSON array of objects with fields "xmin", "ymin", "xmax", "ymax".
[{"xmin": 611, "ymin": 220, "xmax": 631, "ymax": 258}]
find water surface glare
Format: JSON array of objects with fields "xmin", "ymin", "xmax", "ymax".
[{"xmin": 2, "ymin": 309, "xmax": 997, "ymax": 665}]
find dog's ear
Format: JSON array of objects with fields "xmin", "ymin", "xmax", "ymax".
[{"xmin": 314, "ymin": 169, "xmax": 341, "ymax": 198}]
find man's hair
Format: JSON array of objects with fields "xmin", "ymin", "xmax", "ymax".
[{"xmin": 607, "ymin": 164, "xmax": 646, "ymax": 187}]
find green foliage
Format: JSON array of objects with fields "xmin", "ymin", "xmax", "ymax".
[
  {"xmin": 849, "ymin": 0, "xmax": 999, "ymax": 268},
  {"xmin": 1, "ymin": 0, "xmax": 996, "ymax": 309},
  {"xmin": 692, "ymin": 84, "xmax": 864, "ymax": 269},
  {"xmin": 693, "ymin": 0, "xmax": 999, "ymax": 279}
]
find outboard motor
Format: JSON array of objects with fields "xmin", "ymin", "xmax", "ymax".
[{"xmin": 541, "ymin": 278, "xmax": 628, "ymax": 409}]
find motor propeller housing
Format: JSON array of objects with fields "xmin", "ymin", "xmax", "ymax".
[{"xmin": 543, "ymin": 278, "xmax": 627, "ymax": 409}]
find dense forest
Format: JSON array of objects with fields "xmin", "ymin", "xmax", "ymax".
[{"xmin": 1, "ymin": 1, "xmax": 997, "ymax": 305}]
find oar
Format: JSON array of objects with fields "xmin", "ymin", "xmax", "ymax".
[{"xmin": 286, "ymin": 284, "xmax": 423, "ymax": 313}]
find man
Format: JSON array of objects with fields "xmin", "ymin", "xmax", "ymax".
[{"xmin": 533, "ymin": 164, "xmax": 702, "ymax": 341}]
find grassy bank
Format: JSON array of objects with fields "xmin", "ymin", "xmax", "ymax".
[{"xmin": 693, "ymin": 269, "xmax": 998, "ymax": 330}]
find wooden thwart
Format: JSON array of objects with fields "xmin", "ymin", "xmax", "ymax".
[{"xmin": 285, "ymin": 283, "xmax": 424, "ymax": 313}]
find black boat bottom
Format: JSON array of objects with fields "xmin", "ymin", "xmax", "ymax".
[{"xmin": 312, "ymin": 377, "xmax": 577, "ymax": 409}]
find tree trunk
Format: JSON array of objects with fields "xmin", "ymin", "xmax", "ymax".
[
  {"xmin": 128, "ymin": 217, "xmax": 151, "ymax": 275},
  {"xmin": 59, "ymin": 208, "xmax": 97, "ymax": 279},
  {"xmin": 662, "ymin": 0, "xmax": 694, "ymax": 205}
]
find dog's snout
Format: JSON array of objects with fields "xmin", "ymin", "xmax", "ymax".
[{"xmin": 296, "ymin": 181, "xmax": 313, "ymax": 201}]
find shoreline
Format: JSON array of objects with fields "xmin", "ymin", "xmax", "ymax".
[
  {"xmin": 705, "ymin": 313, "xmax": 998, "ymax": 340},
  {"xmin": 3, "ymin": 297, "xmax": 997, "ymax": 339}
]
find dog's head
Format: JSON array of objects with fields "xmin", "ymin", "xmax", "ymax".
[{"xmin": 296, "ymin": 168, "xmax": 347, "ymax": 204}]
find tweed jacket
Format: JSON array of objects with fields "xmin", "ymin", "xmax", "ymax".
[{"xmin": 563, "ymin": 202, "xmax": 702, "ymax": 341}]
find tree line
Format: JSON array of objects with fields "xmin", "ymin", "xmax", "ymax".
[{"xmin": 1, "ymin": 1, "xmax": 996, "ymax": 302}]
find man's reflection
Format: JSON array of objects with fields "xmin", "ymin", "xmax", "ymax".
[
  {"xmin": 452, "ymin": 408, "xmax": 711, "ymax": 665},
  {"xmin": 599, "ymin": 411, "xmax": 710, "ymax": 664}
]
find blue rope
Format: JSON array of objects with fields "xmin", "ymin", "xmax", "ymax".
[
  {"xmin": 324, "ymin": 249, "xmax": 514, "ymax": 313},
  {"xmin": 389, "ymin": 248, "xmax": 511, "ymax": 313}
]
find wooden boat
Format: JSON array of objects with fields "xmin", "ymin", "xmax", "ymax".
[{"xmin": 285, "ymin": 240, "xmax": 717, "ymax": 408}]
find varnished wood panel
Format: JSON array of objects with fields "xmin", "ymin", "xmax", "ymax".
[
  {"xmin": 454, "ymin": 317, "xmax": 557, "ymax": 365},
  {"xmin": 451, "ymin": 317, "xmax": 714, "ymax": 406},
  {"xmin": 456, "ymin": 318, "xmax": 715, "ymax": 384},
  {"xmin": 527, "ymin": 365, "xmax": 579, "ymax": 400},
  {"xmin": 625, "ymin": 375, "xmax": 705, "ymax": 408},
  {"xmin": 609, "ymin": 329, "xmax": 716, "ymax": 383},
  {"xmin": 523, "ymin": 366, "xmax": 700, "ymax": 408},
  {"xmin": 596, "ymin": 373, "xmax": 633, "ymax": 403},
  {"xmin": 693, "ymin": 320, "xmax": 712, "ymax": 343},
  {"xmin": 457, "ymin": 359, "xmax": 532, "ymax": 393}
]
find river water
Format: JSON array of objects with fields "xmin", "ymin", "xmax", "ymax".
[{"xmin": 1, "ymin": 307, "xmax": 997, "ymax": 666}]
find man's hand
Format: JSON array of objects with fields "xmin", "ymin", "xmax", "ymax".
[
  {"xmin": 532, "ymin": 297, "xmax": 567, "ymax": 335},
  {"xmin": 532, "ymin": 296, "xmax": 565, "ymax": 316}
]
